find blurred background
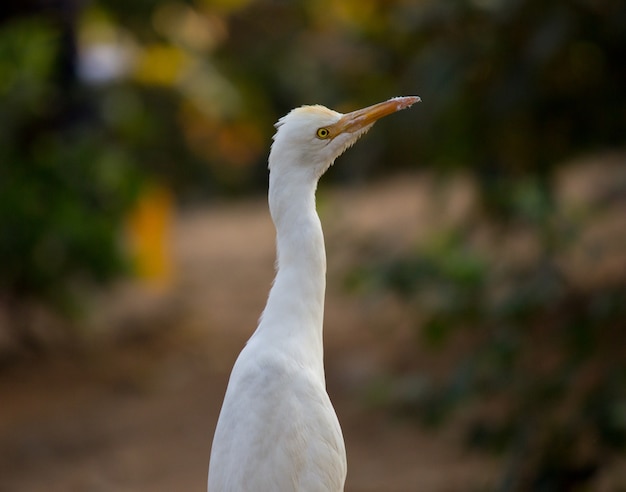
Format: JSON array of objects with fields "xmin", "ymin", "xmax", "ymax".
[{"xmin": 0, "ymin": 0, "xmax": 625, "ymax": 490}]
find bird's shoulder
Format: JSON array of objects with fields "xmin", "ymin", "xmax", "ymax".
[
  {"xmin": 227, "ymin": 343, "xmax": 323, "ymax": 402},
  {"xmin": 209, "ymin": 347, "xmax": 346, "ymax": 491}
]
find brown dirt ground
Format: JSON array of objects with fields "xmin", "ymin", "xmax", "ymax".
[{"xmin": 1, "ymin": 162, "xmax": 624, "ymax": 492}]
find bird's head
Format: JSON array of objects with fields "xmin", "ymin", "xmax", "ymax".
[{"xmin": 269, "ymin": 96, "xmax": 420, "ymax": 180}]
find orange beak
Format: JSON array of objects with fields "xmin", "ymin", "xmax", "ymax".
[{"xmin": 328, "ymin": 96, "xmax": 421, "ymax": 136}]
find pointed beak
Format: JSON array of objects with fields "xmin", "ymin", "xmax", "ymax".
[{"xmin": 329, "ymin": 96, "xmax": 421, "ymax": 136}]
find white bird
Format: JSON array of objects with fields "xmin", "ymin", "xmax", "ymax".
[{"xmin": 208, "ymin": 96, "xmax": 420, "ymax": 492}]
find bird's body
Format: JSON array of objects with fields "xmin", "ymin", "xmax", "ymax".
[{"xmin": 208, "ymin": 97, "xmax": 419, "ymax": 492}]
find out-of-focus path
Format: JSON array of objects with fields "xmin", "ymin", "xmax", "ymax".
[{"xmin": 1, "ymin": 160, "xmax": 625, "ymax": 491}]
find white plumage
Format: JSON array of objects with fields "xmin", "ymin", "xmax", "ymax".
[{"xmin": 208, "ymin": 96, "xmax": 420, "ymax": 492}]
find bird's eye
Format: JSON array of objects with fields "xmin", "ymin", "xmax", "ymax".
[{"xmin": 316, "ymin": 128, "xmax": 330, "ymax": 139}]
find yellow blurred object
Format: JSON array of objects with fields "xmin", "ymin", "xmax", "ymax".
[
  {"xmin": 126, "ymin": 184, "xmax": 174, "ymax": 289},
  {"xmin": 133, "ymin": 44, "xmax": 188, "ymax": 86}
]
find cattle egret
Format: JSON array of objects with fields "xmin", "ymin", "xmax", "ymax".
[{"xmin": 208, "ymin": 96, "xmax": 420, "ymax": 491}]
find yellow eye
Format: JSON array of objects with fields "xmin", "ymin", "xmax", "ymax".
[{"xmin": 316, "ymin": 128, "xmax": 330, "ymax": 139}]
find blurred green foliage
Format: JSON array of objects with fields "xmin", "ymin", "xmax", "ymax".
[
  {"xmin": 351, "ymin": 192, "xmax": 626, "ymax": 489},
  {"xmin": 97, "ymin": 0, "xmax": 626, "ymax": 190},
  {"xmin": 0, "ymin": 17, "xmax": 140, "ymax": 311}
]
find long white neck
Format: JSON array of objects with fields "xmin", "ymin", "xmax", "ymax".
[{"xmin": 254, "ymin": 166, "xmax": 326, "ymax": 378}]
